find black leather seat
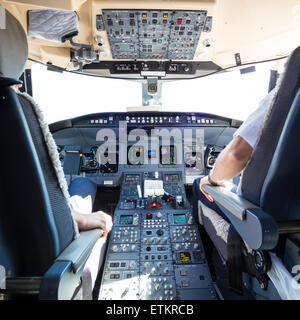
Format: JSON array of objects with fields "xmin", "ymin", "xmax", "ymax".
[
  {"xmin": 193, "ymin": 44, "xmax": 300, "ymax": 298},
  {"xmin": 0, "ymin": 9, "xmax": 105, "ymax": 300}
]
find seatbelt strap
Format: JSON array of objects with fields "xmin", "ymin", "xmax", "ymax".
[
  {"xmin": 227, "ymin": 225, "xmax": 243, "ymax": 295},
  {"xmin": 0, "ymin": 77, "xmax": 22, "ymax": 89}
]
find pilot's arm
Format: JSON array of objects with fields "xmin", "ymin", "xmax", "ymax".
[
  {"xmin": 72, "ymin": 210, "xmax": 113, "ymax": 237},
  {"xmin": 200, "ymin": 88, "xmax": 277, "ymax": 202},
  {"xmin": 200, "ymin": 136, "xmax": 253, "ymax": 201}
]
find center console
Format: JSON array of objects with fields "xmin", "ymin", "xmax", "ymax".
[{"xmin": 98, "ymin": 171, "xmax": 216, "ymax": 300}]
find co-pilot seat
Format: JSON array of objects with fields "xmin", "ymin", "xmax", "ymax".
[
  {"xmin": 193, "ymin": 45, "xmax": 300, "ymax": 298},
  {"xmin": 0, "ymin": 10, "xmax": 107, "ymax": 300}
]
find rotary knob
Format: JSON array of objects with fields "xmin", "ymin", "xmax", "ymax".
[{"xmin": 156, "ymin": 229, "xmax": 164, "ymax": 236}]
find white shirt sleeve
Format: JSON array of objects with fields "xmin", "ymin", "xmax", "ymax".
[{"xmin": 233, "ymin": 89, "xmax": 276, "ymax": 149}]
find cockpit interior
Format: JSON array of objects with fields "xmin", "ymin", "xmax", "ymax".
[{"xmin": 0, "ymin": 0, "xmax": 300, "ymax": 304}]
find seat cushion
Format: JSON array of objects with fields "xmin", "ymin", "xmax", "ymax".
[{"xmin": 200, "ymin": 202, "xmax": 230, "ymax": 261}]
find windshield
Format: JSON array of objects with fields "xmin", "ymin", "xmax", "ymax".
[{"xmin": 31, "ymin": 62, "xmax": 272, "ymax": 124}]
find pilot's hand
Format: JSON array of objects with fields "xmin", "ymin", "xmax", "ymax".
[
  {"xmin": 74, "ymin": 211, "xmax": 113, "ymax": 236},
  {"xmin": 199, "ymin": 176, "xmax": 224, "ymax": 203}
]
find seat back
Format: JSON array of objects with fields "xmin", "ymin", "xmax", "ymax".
[
  {"xmin": 260, "ymin": 89, "xmax": 300, "ymax": 221},
  {"xmin": 0, "ymin": 9, "xmax": 75, "ymax": 277},
  {"xmin": 240, "ymin": 45, "xmax": 300, "ymax": 220}
]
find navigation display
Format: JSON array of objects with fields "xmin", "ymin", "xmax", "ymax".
[{"xmin": 160, "ymin": 145, "xmax": 177, "ymax": 165}]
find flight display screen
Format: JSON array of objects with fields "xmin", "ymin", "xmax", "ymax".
[
  {"xmin": 179, "ymin": 252, "xmax": 191, "ymax": 262},
  {"xmin": 173, "ymin": 213, "xmax": 187, "ymax": 224},
  {"xmin": 164, "ymin": 174, "xmax": 179, "ymax": 182},
  {"xmin": 125, "ymin": 174, "xmax": 140, "ymax": 183},
  {"xmin": 127, "ymin": 145, "xmax": 145, "ymax": 165},
  {"xmin": 160, "ymin": 145, "xmax": 177, "ymax": 165},
  {"xmin": 119, "ymin": 215, "xmax": 133, "ymax": 225}
]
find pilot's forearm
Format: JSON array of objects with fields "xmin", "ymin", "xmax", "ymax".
[{"xmin": 209, "ymin": 136, "xmax": 253, "ymax": 184}]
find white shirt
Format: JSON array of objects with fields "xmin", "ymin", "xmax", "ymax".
[
  {"xmin": 233, "ymin": 88, "xmax": 276, "ymax": 149},
  {"xmin": 233, "ymin": 89, "xmax": 276, "ymax": 193}
]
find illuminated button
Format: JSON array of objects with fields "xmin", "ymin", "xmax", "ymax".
[
  {"xmin": 180, "ymin": 269, "xmax": 187, "ymax": 276},
  {"xmin": 177, "ymin": 18, "xmax": 183, "ymax": 25},
  {"xmin": 163, "ymin": 13, "xmax": 168, "ymax": 18},
  {"xmin": 181, "ymin": 280, "xmax": 189, "ymax": 287},
  {"xmin": 142, "ymin": 13, "xmax": 147, "ymax": 18}
]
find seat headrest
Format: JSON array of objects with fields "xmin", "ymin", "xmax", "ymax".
[{"xmin": 0, "ymin": 8, "xmax": 28, "ymax": 79}]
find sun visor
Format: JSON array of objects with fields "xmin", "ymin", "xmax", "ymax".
[{"xmin": 27, "ymin": 9, "xmax": 79, "ymax": 43}]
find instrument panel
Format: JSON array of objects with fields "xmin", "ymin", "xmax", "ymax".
[
  {"xmin": 52, "ymin": 112, "xmax": 239, "ymax": 186},
  {"xmin": 98, "ymin": 171, "xmax": 216, "ymax": 300}
]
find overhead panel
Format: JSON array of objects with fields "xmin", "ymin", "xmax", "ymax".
[{"xmin": 100, "ymin": 9, "xmax": 209, "ymax": 60}]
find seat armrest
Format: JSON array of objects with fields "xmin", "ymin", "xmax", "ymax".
[
  {"xmin": 55, "ymin": 229, "xmax": 103, "ymax": 273},
  {"xmin": 203, "ymin": 185, "xmax": 278, "ymax": 250},
  {"xmin": 203, "ymin": 185, "xmax": 260, "ymax": 221},
  {"xmin": 39, "ymin": 229, "xmax": 103, "ymax": 300}
]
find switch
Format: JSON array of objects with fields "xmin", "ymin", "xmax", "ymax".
[
  {"xmin": 177, "ymin": 18, "xmax": 183, "ymax": 25},
  {"xmin": 180, "ymin": 269, "xmax": 187, "ymax": 276},
  {"xmin": 164, "ymin": 267, "xmax": 169, "ymax": 274},
  {"xmin": 181, "ymin": 280, "xmax": 189, "ymax": 287}
]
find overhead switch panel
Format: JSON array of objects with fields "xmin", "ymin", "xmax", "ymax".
[{"xmin": 101, "ymin": 9, "xmax": 209, "ymax": 60}]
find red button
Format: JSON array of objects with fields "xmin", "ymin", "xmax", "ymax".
[{"xmin": 177, "ymin": 18, "xmax": 183, "ymax": 25}]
